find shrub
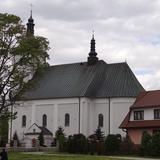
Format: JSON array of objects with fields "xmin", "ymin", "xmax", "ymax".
[
  {"xmin": 66, "ymin": 134, "xmax": 88, "ymax": 154},
  {"xmin": 38, "ymin": 131, "xmax": 44, "ymax": 146},
  {"xmin": 105, "ymin": 134, "xmax": 121, "ymax": 155},
  {"xmin": 55, "ymin": 127, "xmax": 66, "ymax": 152},
  {"xmin": 150, "ymin": 132, "xmax": 160, "ymax": 156},
  {"xmin": 94, "ymin": 127, "xmax": 105, "ymax": 142},
  {"xmin": 120, "ymin": 134, "xmax": 134, "ymax": 155},
  {"xmin": 55, "ymin": 127, "xmax": 65, "ymax": 140},
  {"xmin": 11, "ymin": 131, "xmax": 20, "ymax": 147},
  {"xmin": 58, "ymin": 134, "xmax": 66, "ymax": 152},
  {"xmin": 140, "ymin": 131, "xmax": 152, "ymax": 156},
  {"xmin": 94, "ymin": 127, "xmax": 105, "ymax": 155}
]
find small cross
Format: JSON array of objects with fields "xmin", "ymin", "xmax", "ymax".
[
  {"xmin": 30, "ymin": 4, "xmax": 33, "ymax": 16},
  {"xmin": 92, "ymin": 30, "xmax": 95, "ymax": 38}
]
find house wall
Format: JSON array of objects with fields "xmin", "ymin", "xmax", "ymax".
[
  {"xmin": 130, "ymin": 108, "xmax": 156, "ymax": 121},
  {"xmin": 11, "ymin": 102, "xmax": 33, "ymax": 140},
  {"xmin": 10, "ymin": 97, "xmax": 135, "ymax": 144},
  {"xmin": 128, "ymin": 129, "xmax": 153, "ymax": 144},
  {"xmin": 130, "ymin": 107, "xmax": 160, "ymax": 121}
]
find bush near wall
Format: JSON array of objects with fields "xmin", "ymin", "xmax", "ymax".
[
  {"xmin": 119, "ymin": 134, "xmax": 134, "ymax": 155},
  {"xmin": 104, "ymin": 134, "xmax": 121, "ymax": 155},
  {"xmin": 140, "ymin": 131, "xmax": 160, "ymax": 157},
  {"xmin": 66, "ymin": 134, "xmax": 88, "ymax": 154}
]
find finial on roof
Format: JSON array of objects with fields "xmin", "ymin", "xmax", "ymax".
[
  {"xmin": 26, "ymin": 4, "xmax": 35, "ymax": 36},
  {"xmin": 92, "ymin": 30, "xmax": 94, "ymax": 39},
  {"xmin": 87, "ymin": 32, "xmax": 99, "ymax": 65},
  {"xmin": 30, "ymin": 4, "xmax": 33, "ymax": 19}
]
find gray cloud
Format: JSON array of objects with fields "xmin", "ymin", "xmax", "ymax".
[{"xmin": 1, "ymin": 0, "xmax": 160, "ymax": 90}]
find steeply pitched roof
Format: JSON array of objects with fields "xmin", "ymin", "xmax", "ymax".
[
  {"xmin": 130, "ymin": 90, "xmax": 160, "ymax": 109},
  {"xmin": 21, "ymin": 60, "xmax": 144, "ymax": 100},
  {"xmin": 119, "ymin": 90, "xmax": 160, "ymax": 129}
]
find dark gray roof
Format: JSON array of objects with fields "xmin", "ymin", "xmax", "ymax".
[{"xmin": 21, "ymin": 60, "xmax": 144, "ymax": 100}]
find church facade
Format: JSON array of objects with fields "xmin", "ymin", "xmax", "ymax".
[{"xmin": 8, "ymin": 14, "xmax": 144, "ymax": 147}]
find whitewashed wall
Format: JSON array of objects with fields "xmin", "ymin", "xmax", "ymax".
[
  {"xmin": 130, "ymin": 107, "xmax": 160, "ymax": 121},
  {"xmin": 10, "ymin": 97, "xmax": 135, "ymax": 143},
  {"xmin": 110, "ymin": 98, "xmax": 135, "ymax": 136}
]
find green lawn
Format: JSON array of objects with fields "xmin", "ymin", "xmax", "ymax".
[{"xmin": 8, "ymin": 152, "xmax": 127, "ymax": 160}]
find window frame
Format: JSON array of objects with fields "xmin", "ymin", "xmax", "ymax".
[
  {"xmin": 42, "ymin": 114, "xmax": 47, "ymax": 127},
  {"xmin": 22, "ymin": 115, "xmax": 26, "ymax": 127},
  {"xmin": 98, "ymin": 113, "xmax": 104, "ymax": 127},
  {"xmin": 65, "ymin": 113, "xmax": 70, "ymax": 127},
  {"xmin": 134, "ymin": 110, "xmax": 144, "ymax": 120},
  {"xmin": 154, "ymin": 109, "xmax": 160, "ymax": 119}
]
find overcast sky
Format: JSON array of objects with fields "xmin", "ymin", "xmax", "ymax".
[{"xmin": 1, "ymin": 0, "xmax": 160, "ymax": 90}]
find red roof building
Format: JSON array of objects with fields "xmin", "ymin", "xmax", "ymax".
[{"xmin": 120, "ymin": 90, "xmax": 160, "ymax": 144}]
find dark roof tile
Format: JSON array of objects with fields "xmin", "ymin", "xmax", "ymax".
[{"xmin": 21, "ymin": 60, "xmax": 144, "ymax": 100}]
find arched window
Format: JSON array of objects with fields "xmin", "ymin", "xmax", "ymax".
[
  {"xmin": 65, "ymin": 113, "xmax": 70, "ymax": 127},
  {"xmin": 98, "ymin": 114, "xmax": 103, "ymax": 127},
  {"xmin": 42, "ymin": 114, "xmax": 47, "ymax": 127},
  {"xmin": 22, "ymin": 115, "xmax": 26, "ymax": 127}
]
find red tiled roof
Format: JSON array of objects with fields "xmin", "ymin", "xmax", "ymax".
[
  {"xmin": 120, "ymin": 119, "xmax": 160, "ymax": 129},
  {"xmin": 131, "ymin": 90, "xmax": 160, "ymax": 109},
  {"xmin": 119, "ymin": 90, "xmax": 160, "ymax": 129},
  {"xmin": 119, "ymin": 111, "xmax": 130, "ymax": 128}
]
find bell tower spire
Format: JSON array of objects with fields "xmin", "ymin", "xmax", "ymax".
[
  {"xmin": 87, "ymin": 32, "xmax": 99, "ymax": 65},
  {"xmin": 26, "ymin": 4, "xmax": 35, "ymax": 36}
]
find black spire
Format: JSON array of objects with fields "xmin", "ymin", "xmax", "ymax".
[
  {"xmin": 26, "ymin": 8, "xmax": 35, "ymax": 36},
  {"xmin": 88, "ymin": 34, "xmax": 98, "ymax": 65}
]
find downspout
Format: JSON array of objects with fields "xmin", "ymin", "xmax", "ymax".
[
  {"xmin": 78, "ymin": 97, "xmax": 81, "ymax": 134},
  {"xmin": 108, "ymin": 98, "xmax": 110, "ymax": 134}
]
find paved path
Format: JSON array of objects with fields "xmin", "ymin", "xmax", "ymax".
[
  {"xmin": 109, "ymin": 156, "xmax": 158, "ymax": 160},
  {"xmin": 23, "ymin": 152, "xmax": 158, "ymax": 160}
]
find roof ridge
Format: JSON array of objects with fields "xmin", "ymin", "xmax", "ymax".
[{"xmin": 49, "ymin": 60, "xmax": 106, "ymax": 68}]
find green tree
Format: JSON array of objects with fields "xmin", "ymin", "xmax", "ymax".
[
  {"xmin": 55, "ymin": 127, "xmax": 66, "ymax": 152},
  {"xmin": 38, "ymin": 131, "xmax": 44, "ymax": 147},
  {"xmin": 140, "ymin": 131, "xmax": 152, "ymax": 156},
  {"xmin": 94, "ymin": 126, "xmax": 105, "ymax": 142},
  {"xmin": 0, "ymin": 13, "xmax": 50, "ymax": 119},
  {"xmin": 151, "ymin": 132, "xmax": 160, "ymax": 156},
  {"xmin": 11, "ymin": 131, "xmax": 20, "ymax": 147},
  {"xmin": 105, "ymin": 134, "xmax": 122, "ymax": 155},
  {"xmin": 0, "ymin": 114, "xmax": 9, "ymax": 147},
  {"xmin": 55, "ymin": 127, "xmax": 65, "ymax": 140}
]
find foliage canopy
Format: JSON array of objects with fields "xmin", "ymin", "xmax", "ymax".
[{"xmin": 0, "ymin": 13, "xmax": 50, "ymax": 119}]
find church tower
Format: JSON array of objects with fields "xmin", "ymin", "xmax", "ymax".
[
  {"xmin": 26, "ymin": 9, "xmax": 35, "ymax": 36},
  {"xmin": 88, "ymin": 34, "xmax": 99, "ymax": 65}
]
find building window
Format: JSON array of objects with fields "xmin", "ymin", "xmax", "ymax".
[
  {"xmin": 153, "ymin": 129, "xmax": 160, "ymax": 134},
  {"xmin": 65, "ymin": 113, "xmax": 70, "ymax": 127},
  {"xmin": 98, "ymin": 114, "xmax": 103, "ymax": 127},
  {"xmin": 154, "ymin": 109, "xmax": 160, "ymax": 119},
  {"xmin": 22, "ymin": 115, "xmax": 26, "ymax": 127},
  {"xmin": 134, "ymin": 110, "xmax": 144, "ymax": 120},
  {"xmin": 42, "ymin": 114, "xmax": 47, "ymax": 127}
]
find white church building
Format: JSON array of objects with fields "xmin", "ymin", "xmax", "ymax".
[{"xmin": 8, "ymin": 14, "xmax": 144, "ymax": 147}]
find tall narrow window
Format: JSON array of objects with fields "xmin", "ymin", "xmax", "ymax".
[
  {"xmin": 65, "ymin": 113, "xmax": 70, "ymax": 127},
  {"xmin": 42, "ymin": 114, "xmax": 47, "ymax": 127},
  {"xmin": 22, "ymin": 115, "xmax": 26, "ymax": 127},
  {"xmin": 98, "ymin": 114, "xmax": 103, "ymax": 127}
]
